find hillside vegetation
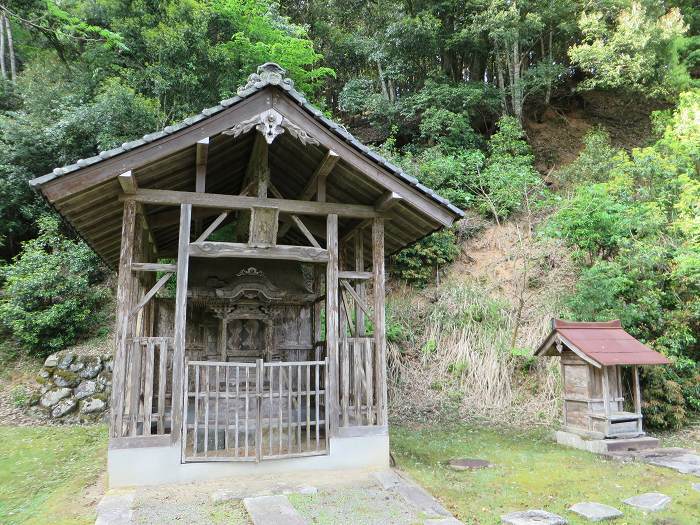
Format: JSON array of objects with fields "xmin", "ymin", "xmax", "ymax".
[{"xmin": 0, "ymin": 1, "xmax": 698, "ymax": 431}]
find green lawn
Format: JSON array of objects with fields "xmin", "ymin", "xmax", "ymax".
[
  {"xmin": 0, "ymin": 425, "xmax": 108, "ymax": 525},
  {"xmin": 391, "ymin": 425, "xmax": 700, "ymax": 525}
]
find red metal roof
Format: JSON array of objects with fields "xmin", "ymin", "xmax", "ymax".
[{"xmin": 536, "ymin": 319, "xmax": 670, "ymax": 366}]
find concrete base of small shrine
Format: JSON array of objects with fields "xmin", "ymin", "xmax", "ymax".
[{"xmin": 555, "ymin": 430, "xmax": 659, "ymax": 454}]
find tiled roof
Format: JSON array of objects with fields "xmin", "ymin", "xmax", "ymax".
[{"xmin": 31, "ymin": 63, "xmax": 463, "ymax": 218}]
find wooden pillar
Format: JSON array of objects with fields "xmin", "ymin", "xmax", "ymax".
[
  {"xmin": 326, "ymin": 214, "xmax": 339, "ymax": 434},
  {"xmin": 355, "ymin": 233, "xmax": 365, "ymax": 337},
  {"xmin": 632, "ymin": 365, "xmax": 642, "ymax": 433},
  {"xmin": 171, "ymin": 203, "xmax": 191, "ymax": 444},
  {"xmin": 602, "ymin": 365, "xmax": 611, "ymax": 436},
  {"xmin": 372, "ymin": 218, "xmax": 388, "ymax": 426},
  {"xmin": 219, "ymin": 317, "xmax": 228, "ymax": 362},
  {"xmin": 111, "ymin": 200, "xmax": 138, "ymax": 438}
]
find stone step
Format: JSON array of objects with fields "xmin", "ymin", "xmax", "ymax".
[
  {"xmin": 243, "ymin": 495, "xmax": 308, "ymax": 525},
  {"xmin": 604, "ymin": 437, "xmax": 659, "ymax": 452}
]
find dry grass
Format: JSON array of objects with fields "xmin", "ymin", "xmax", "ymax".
[{"xmin": 387, "ymin": 218, "xmax": 576, "ymax": 428}]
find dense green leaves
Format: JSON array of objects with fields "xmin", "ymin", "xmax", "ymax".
[{"xmin": 0, "ymin": 216, "xmax": 109, "ymax": 354}]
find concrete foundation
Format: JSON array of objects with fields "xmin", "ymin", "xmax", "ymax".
[
  {"xmin": 555, "ymin": 430, "xmax": 659, "ymax": 454},
  {"xmin": 108, "ymin": 434, "xmax": 390, "ymax": 488}
]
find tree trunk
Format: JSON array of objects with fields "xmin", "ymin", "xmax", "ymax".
[
  {"xmin": 5, "ymin": 15, "xmax": 15, "ymax": 82},
  {"xmin": 376, "ymin": 60, "xmax": 390, "ymax": 101},
  {"xmin": 0, "ymin": 15, "xmax": 6, "ymax": 80},
  {"xmin": 510, "ymin": 40, "xmax": 523, "ymax": 122},
  {"xmin": 496, "ymin": 53, "xmax": 507, "ymax": 114},
  {"xmin": 544, "ymin": 29, "xmax": 553, "ymax": 106}
]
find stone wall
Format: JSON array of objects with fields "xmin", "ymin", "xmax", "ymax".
[{"xmin": 31, "ymin": 351, "xmax": 112, "ymax": 421}]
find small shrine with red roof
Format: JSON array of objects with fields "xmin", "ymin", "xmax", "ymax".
[{"xmin": 536, "ymin": 319, "xmax": 670, "ymax": 445}]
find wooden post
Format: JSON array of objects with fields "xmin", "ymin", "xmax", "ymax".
[
  {"xmin": 372, "ymin": 218, "xmax": 388, "ymax": 426},
  {"xmin": 354, "ymin": 233, "xmax": 365, "ymax": 337},
  {"xmin": 602, "ymin": 365, "xmax": 611, "ymax": 436},
  {"xmin": 632, "ymin": 365, "xmax": 642, "ymax": 433},
  {"xmin": 171, "ymin": 203, "xmax": 191, "ymax": 444},
  {"xmin": 326, "ymin": 214, "xmax": 339, "ymax": 434},
  {"xmin": 111, "ymin": 200, "xmax": 138, "ymax": 438}
]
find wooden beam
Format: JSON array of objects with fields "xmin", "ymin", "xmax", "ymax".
[
  {"xmin": 354, "ymin": 232, "xmax": 366, "ymax": 337},
  {"xmin": 131, "ymin": 262, "xmax": 177, "ymax": 273},
  {"xmin": 189, "ymin": 241, "xmax": 328, "ymax": 263},
  {"xmin": 375, "ymin": 191, "xmax": 403, "ymax": 212},
  {"xmin": 300, "ymin": 150, "xmax": 339, "ymax": 201},
  {"xmin": 290, "ymin": 215, "xmax": 321, "ymax": 248},
  {"xmin": 326, "ymin": 214, "xmax": 339, "ymax": 434},
  {"xmin": 195, "ymin": 138, "xmax": 209, "ymax": 193},
  {"xmin": 122, "ymin": 188, "xmax": 384, "ymax": 219},
  {"xmin": 195, "ymin": 211, "xmax": 228, "ymax": 243},
  {"xmin": 171, "ymin": 203, "xmax": 191, "ymax": 444},
  {"xmin": 129, "ymin": 272, "xmax": 173, "ymax": 317},
  {"xmin": 118, "ymin": 171, "xmax": 138, "ymax": 194},
  {"xmin": 340, "ymin": 279, "xmax": 371, "ymax": 316},
  {"xmin": 148, "ymin": 208, "xmax": 224, "ymax": 230},
  {"xmin": 338, "ymin": 270, "xmax": 372, "ymax": 280},
  {"xmin": 372, "ymin": 218, "xmax": 387, "ymax": 426}
]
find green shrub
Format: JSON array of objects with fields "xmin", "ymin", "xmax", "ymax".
[
  {"xmin": 390, "ymin": 229, "xmax": 460, "ymax": 286},
  {"xmin": 0, "ymin": 216, "xmax": 109, "ymax": 355},
  {"xmin": 641, "ymin": 366, "xmax": 687, "ymax": 430}
]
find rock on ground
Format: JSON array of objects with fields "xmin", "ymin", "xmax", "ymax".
[
  {"xmin": 501, "ymin": 510, "xmax": 568, "ymax": 525},
  {"xmin": 244, "ymin": 495, "xmax": 308, "ymax": 525},
  {"xmin": 622, "ymin": 493, "xmax": 671, "ymax": 512},
  {"xmin": 569, "ymin": 502, "xmax": 623, "ymax": 522}
]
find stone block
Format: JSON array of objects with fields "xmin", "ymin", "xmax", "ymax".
[
  {"xmin": 44, "ymin": 353, "xmax": 60, "ymax": 368},
  {"xmin": 622, "ymin": 493, "xmax": 671, "ymax": 512},
  {"xmin": 569, "ymin": 502, "xmax": 623, "ymax": 521},
  {"xmin": 39, "ymin": 387, "xmax": 71, "ymax": 408},
  {"xmin": 74, "ymin": 380, "xmax": 99, "ymax": 400},
  {"xmin": 58, "ymin": 352, "xmax": 75, "ymax": 370},
  {"xmin": 80, "ymin": 397, "xmax": 106, "ymax": 415},
  {"xmin": 51, "ymin": 397, "xmax": 77, "ymax": 418},
  {"xmin": 78, "ymin": 357, "xmax": 102, "ymax": 379},
  {"xmin": 53, "ymin": 370, "xmax": 80, "ymax": 388},
  {"xmin": 501, "ymin": 510, "xmax": 568, "ymax": 525}
]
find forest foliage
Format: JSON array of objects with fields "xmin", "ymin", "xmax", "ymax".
[{"xmin": 0, "ymin": 0, "xmax": 697, "ymax": 428}]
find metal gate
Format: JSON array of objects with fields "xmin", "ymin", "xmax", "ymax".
[{"xmin": 182, "ymin": 358, "xmax": 329, "ymax": 462}]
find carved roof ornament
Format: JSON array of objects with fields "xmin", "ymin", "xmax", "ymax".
[
  {"xmin": 223, "ymin": 108, "xmax": 320, "ymax": 146},
  {"xmin": 237, "ymin": 62, "xmax": 294, "ymax": 94},
  {"xmin": 237, "ymin": 267, "xmax": 265, "ymax": 278}
]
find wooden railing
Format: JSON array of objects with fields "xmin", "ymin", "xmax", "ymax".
[
  {"xmin": 339, "ymin": 337, "xmax": 376, "ymax": 427},
  {"xmin": 183, "ymin": 359, "xmax": 329, "ymax": 462},
  {"xmin": 121, "ymin": 337, "xmax": 174, "ymax": 436}
]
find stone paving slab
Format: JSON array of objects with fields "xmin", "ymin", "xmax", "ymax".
[
  {"xmin": 569, "ymin": 502, "xmax": 623, "ymax": 522},
  {"xmin": 372, "ymin": 469, "xmax": 403, "ymax": 490},
  {"xmin": 244, "ymin": 495, "xmax": 308, "ymax": 525},
  {"xmin": 425, "ymin": 518, "xmax": 464, "ymax": 525},
  {"xmin": 95, "ymin": 492, "xmax": 135, "ymax": 525},
  {"xmin": 693, "ymin": 483, "xmax": 700, "ymax": 492},
  {"xmin": 501, "ymin": 510, "xmax": 568, "ymax": 525},
  {"xmin": 622, "ymin": 492, "xmax": 671, "ymax": 512}
]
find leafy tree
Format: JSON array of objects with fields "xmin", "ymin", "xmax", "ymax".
[
  {"xmin": 391, "ymin": 229, "xmax": 461, "ymax": 286},
  {"xmin": 0, "ymin": 216, "xmax": 109, "ymax": 354},
  {"xmin": 569, "ymin": 2, "xmax": 689, "ymax": 98}
]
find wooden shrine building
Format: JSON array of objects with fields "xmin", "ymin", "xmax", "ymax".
[
  {"xmin": 536, "ymin": 319, "xmax": 669, "ymax": 446},
  {"xmin": 30, "ymin": 63, "xmax": 462, "ymax": 486}
]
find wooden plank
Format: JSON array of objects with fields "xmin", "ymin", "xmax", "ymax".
[
  {"xmin": 112, "ymin": 200, "xmax": 138, "ymax": 438},
  {"xmin": 375, "ymin": 191, "xmax": 403, "ymax": 212},
  {"xmin": 143, "ymin": 340, "xmax": 155, "ymax": 435},
  {"xmin": 121, "ymin": 188, "xmax": 383, "ymax": 219},
  {"xmin": 118, "ymin": 170, "xmax": 138, "ymax": 194},
  {"xmin": 255, "ymin": 359, "xmax": 263, "ymax": 461},
  {"xmin": 299, "ymin": 150, "xmax": 340, "ymax": 201},
  {"xmin": 193, "ymin": 365, "xmax": 200, "ymax": 456},
  {"xmin": 373, "ymin": 218, "xmax": 388, "ymax": 426},
  {"xmin": 131, "ymin": 262, "xmax": 177, "ymax": 273},
  {"xmin": 189, "ymin": 241, "xmax": 328, "ymax": 263},
  {"xmin": 157, "ymin": 339, "xmax": 168, "ymax": 435},
  {"xmin": 171, "ymin": 203, "xmax": 191, "ymax": 444},
  {"xmin": 129, "ymin": 272, "xmax": 173, "ymax": 318},
  {"xmin": 353, "ymin": 340, "xmax": 362, "ymax": 423},
  {"xmin": 365, "ymin": 338, "xmax": 374, "ymax": 424},
  {"xmin": 632, "ymin": 366, "xmax": 642, "ymax": 433},
  {"xmin": 181, "ymin": 360, "xmax": 189, "ymax": 458},
  {"xmin": 341, "ymin": 338, "xmax": 350, "ymax": 427},
  {"xmin": 291, "ymin": 215, "xmax": 321, "ymax": 248},
  {"xmin": 195, "ymin": 138, "xmax": 209, "ymax": 193},
  {"xmin": 326, "ymin": 214, "xmax": 340, "ymax": 434},
  {"xmin": 338, "ymin": 270, "xmax": 372, "ymax": 280},
  {"xmin": 195, "ymin": 211, "xmax": 228, "ymax": 243},
  {"xmin": 340, "ymin": 279, "xmax": 371, "ymax": 317},
  {"xmin": 248, "ymin": 206, "xmax": 279, "ymax": 247}
]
